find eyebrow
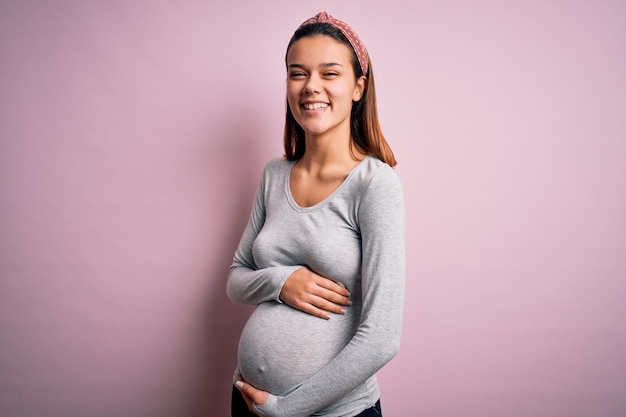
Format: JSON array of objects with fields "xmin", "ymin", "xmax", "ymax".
[{"xmin": 288, "ymin": 62, "xmax": 344, "ymax": 69}]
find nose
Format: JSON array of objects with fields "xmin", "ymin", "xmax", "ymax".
[{"xmin": 303, "ymin": 74, "xmax": 320, "ymax": 95}]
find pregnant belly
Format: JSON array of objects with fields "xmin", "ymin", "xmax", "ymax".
[{"xmin": 237, "ymin": 301, "xmax": 358, "ymax": 394}]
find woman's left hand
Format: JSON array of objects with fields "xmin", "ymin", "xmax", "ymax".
[{"xmin": 235, "ymin": 375, "xmax": 269, "ymax": 415}]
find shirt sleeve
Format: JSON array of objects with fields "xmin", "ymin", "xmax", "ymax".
[
  {"xmin": 227, "ymin": 164, "xmax": 302, "ymax": 305},
  {"xmin": 254, "ymin": 166, "xmax": 406, "ymax": 417}
]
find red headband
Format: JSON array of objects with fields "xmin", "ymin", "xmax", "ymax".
[{"xmin": 298, "ymin": 11, "xmax": 369, "ymax": 76}]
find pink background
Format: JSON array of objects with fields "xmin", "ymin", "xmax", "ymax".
[{"xmin": 1, "ymin": 1, "xmax": 625, "ymax": 416}]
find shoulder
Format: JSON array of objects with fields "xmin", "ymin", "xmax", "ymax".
[
  {"xmin": 356, "ymin": 155, "xmax": 403, "ymax": 194},
  {"xmin": 264, "ymin": 157, "xmax": 294, "ymax": 171},
  {"xmin": 261, "ymin": 157, "xmax": 295, "ymax": 179}
]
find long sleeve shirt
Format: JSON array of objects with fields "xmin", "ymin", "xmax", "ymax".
[{"xmin": 227, "ymin": 155, "xmax": 405, "ymax": 417}]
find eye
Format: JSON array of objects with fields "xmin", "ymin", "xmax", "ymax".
[
  {"xmin": 289, "ymin": 72, "xmax": 306, "ymax": 79},
  {"xmin": 323, "ymin": 72, "xmax": 339, "ymax": 77}
]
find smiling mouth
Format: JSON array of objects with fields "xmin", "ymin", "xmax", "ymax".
[{"xmin": 302, "ymin": 102, "xmax": 329, "ymax": 110}]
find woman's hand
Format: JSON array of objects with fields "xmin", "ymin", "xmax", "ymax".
[
  {"xmin": 280, "ymin": 267, "xmax": 351, "ymax": 319},
  {"xmin": 235, "ymin": 375, "xmax": 269, "ymax": 415}
]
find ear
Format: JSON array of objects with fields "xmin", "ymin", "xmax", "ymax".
[{"xmin": 353, "ymin": 76, "xmax": 366, "ymax": 102}]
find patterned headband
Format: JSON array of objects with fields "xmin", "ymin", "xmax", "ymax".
[{"xmin": 298, "ymin": 11, "xmax": 369, "ymax": 76}]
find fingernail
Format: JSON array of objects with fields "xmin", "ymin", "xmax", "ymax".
[
  {"xmin": 340, "ymin": 308, "xmax": 346, "ymax": 314},
  {"xmin": 236, "ymin": 381, "xmax": 244, "ymax": 389}
]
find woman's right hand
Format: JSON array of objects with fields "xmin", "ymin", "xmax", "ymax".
[{"xmin": 279, "ymin": 267, "xmax": 352, "ymax": 319}]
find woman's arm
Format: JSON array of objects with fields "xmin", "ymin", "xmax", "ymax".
[{"xmin": 227, "ymin": 166, "xmax": 301, "ymax": 305}]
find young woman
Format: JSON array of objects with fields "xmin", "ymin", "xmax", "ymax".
[{"xmin": 227, "ymin": 11, "xmax": 405, "ymax": 417}]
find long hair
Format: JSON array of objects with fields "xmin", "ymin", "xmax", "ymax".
[{"xmin": 283, "ymin": 22, "xmax": 397, "ymax": 167}]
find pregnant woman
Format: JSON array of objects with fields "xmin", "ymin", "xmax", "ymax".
[{"xmin": 227, "ymin": 11, "xmax": 406, "ymax": 417}]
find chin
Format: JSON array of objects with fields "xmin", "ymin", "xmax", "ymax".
[{"xmin": 299, "ymin": 124, "xmax": 327, "ymax": 136}]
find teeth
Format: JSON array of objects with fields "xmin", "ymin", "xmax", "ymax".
[{"xmin": 303, "ymin": 102, "xmax": 329, "ymax": 110}]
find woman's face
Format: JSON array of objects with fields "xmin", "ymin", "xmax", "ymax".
[{"xmin": 286, "ymin": 35, "xmax": 365, "ymax": 139}]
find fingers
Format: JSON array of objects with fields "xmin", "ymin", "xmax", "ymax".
[
  {"xmin": 315, "ymin": 284, "xmax": 352, "ymax": 307},
  {"xmin": 280, "ymin": 268, "xmax": 353, "ymax": 319},
  {"xmin": 290, "ymin": 293, "xmax": 350, "ymax": 320},
  {"xmin": 236, "ymin": 380, "xmax": 249, "ymax": 397},
  {"xmin": 236, "ymin": 381, "xmax": 256, "ymax": 414},
  {"xmin": 310, "ymin": 293, "xmax": 348, "ymax": 316},
  {"xmin": 296, "ymin": 301, "xmax": 334, "ymax": 320},
  {"xmin": 309, "ymin": 277, "xmax": 352, "ymax": 316},
  {"xmin": 235, "ymin": 380, "xmax": 269, "ymax": 407},
  {"xmin": 315, "ymin": 276, "xmax": 351, "ymax": 300}
]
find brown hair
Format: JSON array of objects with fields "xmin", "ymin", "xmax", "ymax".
[{"xmin": 283, "ymin": 22, "xmax": 397, "ymax": 167}]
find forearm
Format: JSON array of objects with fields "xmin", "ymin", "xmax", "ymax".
[{"xmin": 227, "ymin": 263, "xmax": 302, "ymax": 305}]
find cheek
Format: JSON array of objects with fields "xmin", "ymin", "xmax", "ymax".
[
  {"xmin": 333, "ymin": 81, "xmax": 357, "ymax": 100},
  {"xmin": 331, "ymin": 87, "xmax": 356, "ymax": 107},
  {"xmin": 286, "ymin": 96, "xmax": 299, "ymax": 113},
  {"xmin": 286, "ymin": 85, "xmax": 300, "ymax": 108}
]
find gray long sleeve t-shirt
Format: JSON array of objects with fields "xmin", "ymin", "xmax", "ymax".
[{"xmin": 227, "ymin": 155, "xmax": 405, "ymax": 417}]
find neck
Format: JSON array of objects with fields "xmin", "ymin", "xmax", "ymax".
[{"xmin": 301, "ymin": 138, "xmax": 363, "ymax": 171}]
